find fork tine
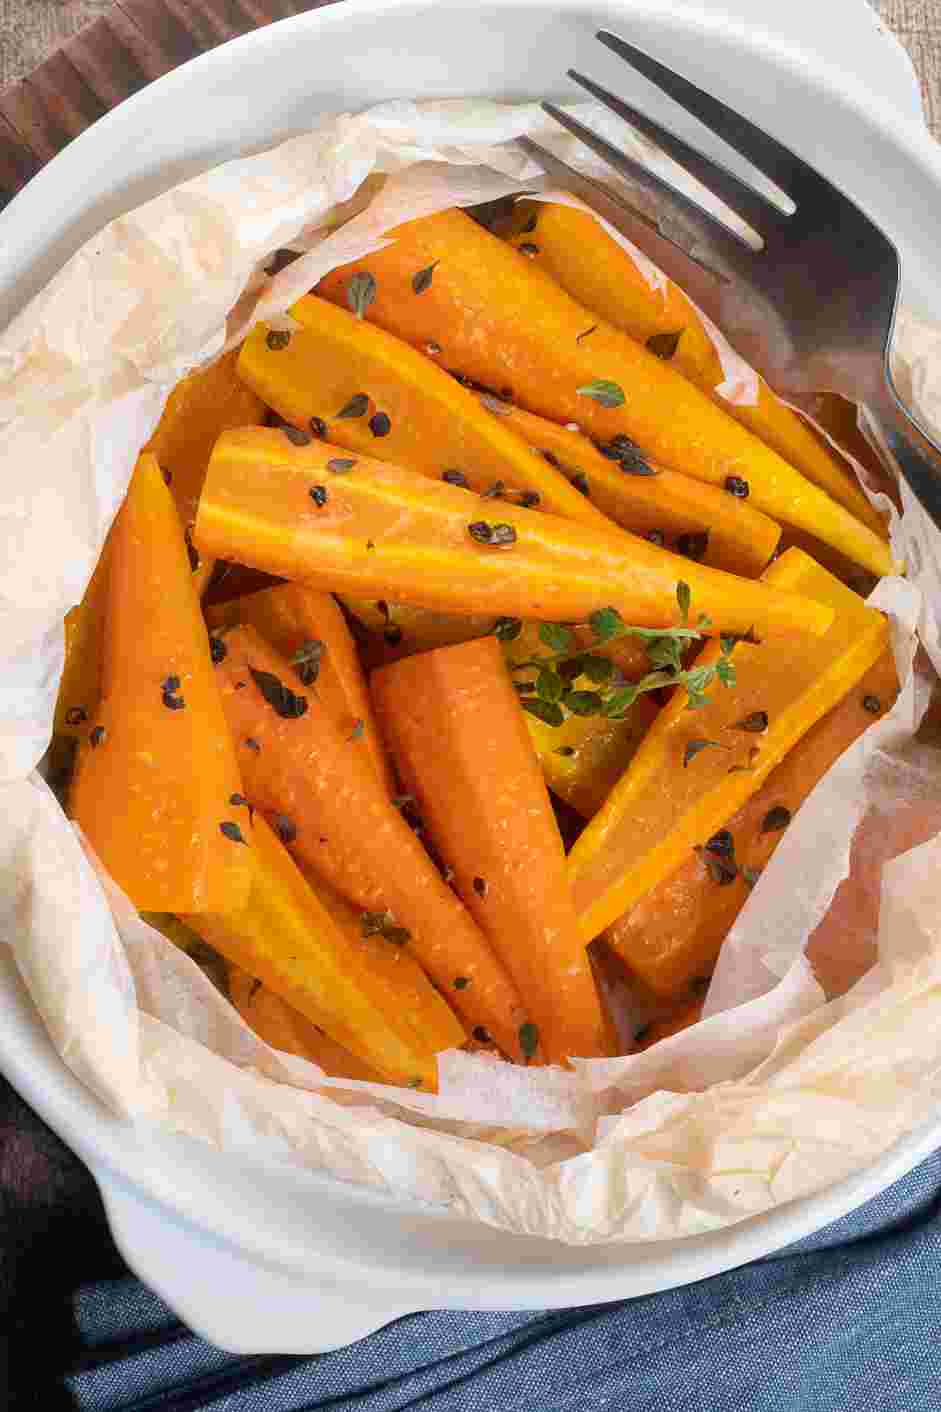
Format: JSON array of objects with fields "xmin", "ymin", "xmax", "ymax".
[
  {"xmin": 540, "ymin": 102, "xmax": 756, "ymax": 255},
  {"xmin": 567, "ymin": 68, "xmax": 788, "ymax": 238},
  {"xmin": 596, "ymin": 29, "xmax": 810, "ymax": 197}
]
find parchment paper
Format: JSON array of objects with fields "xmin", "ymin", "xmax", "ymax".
[{"xmin": 1, "ymin": 98, "xmax": 940, "ymax": 1244}]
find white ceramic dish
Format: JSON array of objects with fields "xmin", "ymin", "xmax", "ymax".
[{"xmin": 1, "ymin": 0, "xmax": 940, "ymax": 1355}]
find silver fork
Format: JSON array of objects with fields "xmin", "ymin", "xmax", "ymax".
[{"xmin": 522, "ymin": 29, "xmax": 941, "ymax": 530}]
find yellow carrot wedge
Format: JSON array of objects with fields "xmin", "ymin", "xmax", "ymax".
[
  {"xmin": 70, "ymin": 454, "xmax": 253, "ymax": 913},
  {"xmin": 238, "ymin": 297, "xmax": 610, "ymax": 528},
  {"xmin": 503, "ymin": 622, "xmax": 658, "ymax": 819},
  {"xmin": 213, "ymin": 625, "xmax": 529, "ymax": 1060},
  {"xmin": 476, "ymin": 396, "xmax": 780, "ymax": 577},
  {"xmin": 144, "ymin": 349, "xmax": 268, "ymax": 597},
  {"xmin": 183, "ymin": 815, "xmax": 459, "ymax": 1089},
  {"xmin": 372, "ymin": 637, "xmax": 612, "ymax": 1065},
  {"xmin": 228, "ymin": 965, "xmax": 385, "ymax": 1083},
  {"xmin": 341, "ymin": 598, "xmax": 652, "ymax": 681},
  {"xmin": 505, "ymin": 200, "xmax": 886, "ymax": 537},
  {"xmin": 195, "ymin": 427, "xmax": 833, "ymax": 643},
  {"xmin": 605, "ymin": 648, "xmax": 899, "ymax": 997},
  {"xmin": 316, "ymin": 209, "xmax": 894, "ymax": 577},
  {"xmin": 568, "ymin": 547, "xmax": 891, "ymax": 941},
  {"xmin": 54, "ymin": 534, "xmax": 112, "ymax": 738},
  {"xmin": 206, "ymin": 584, "xmax": 393, "ymax": 795}
]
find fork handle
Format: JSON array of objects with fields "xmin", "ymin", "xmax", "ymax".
[{"xmin": 866, "ymin": 383, "xmax": 941, "ymax": 532}]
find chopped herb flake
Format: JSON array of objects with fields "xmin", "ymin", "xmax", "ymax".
[
  {"xmin": 347, "ymin": 270, "xmax": 377, "ymax": 318},
  {"xmin": 761, "ymin": 805, "xmax": 792, "ymax": 834},
  {"xmin": 249, "ymin": 666, "xmax": 308, "ymax": 719},
  {"xmin": 683, "ymin": 738, "xmax": 725, "ymax": 768},
  {"xmin": 523, "ymin": 698, "xmax": 565, "ymax": 727},
  {"xmin": 411, "ymin": 261, "xmax": 439, "ymax": 294},
  {"xmin": 453, "ymin": 976, "xmax": 471, "ymax": 990},
  {"xmin": 519, "ymin": 1022, "xmax": 539, "ymax": 1058},
  {"xmin": 337, "ymin": 393, "xmax": 369, "ymax": 420},
  {"xmin": 646, "ymin": 329, "xmax": 684, "ymax": 359},
  {"xmin": 219, "ymin": 820, "xmax": 247, "ymax": 844}
]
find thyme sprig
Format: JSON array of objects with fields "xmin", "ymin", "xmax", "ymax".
[{"xmin": 508, "ymin": 583, "xmax": 738, "ymax": 726}]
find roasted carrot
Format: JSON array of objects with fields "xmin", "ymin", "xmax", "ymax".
[
  {"xmin": 228, "ymin": 964, "xmax": 385, "ymax": 1083},
  {"xmin": 568, "ymin": 548, "xmax": 891, "ymax": 941},
  {"xmin": 144, "ymin": 348, "xmax": 268, "ymax": 596},
  {"xmin": 505, "ymin": 200, "xmax": 887, "ymax": 537},
  {"xmin": 340, "ymin": 597, "xmax": 651, "ymax": 680},
  {"xmin": 476, "ymin": 396, "xmax": 781, "ymax": 577},
  {"xmin": 212, "ymin": 625, "xmax": 529, "ymax": 1060},
  {"xmin": 54, "ymin": 533, "xmax": 112, "ymax": 738},
  {"xmin": 206, "ymin": 584, "xmax": 393, "ymax": 795},
  {"xmin": 195, "ymin": 428, "xmax": 834, "ymax": 643},
  {"xmin": 70, "ymin": 454, "xmax": 253, "ymax": 913},
  {"xmin": 605, "ymin": 648, "xmax": 900, "ymax": 997},
  {"xmin": 238, "ymin": 297, "xmax": 611, "ymax": 527},
  {"xmin": 183, "ymin": 815, "xmax": 462, "ymax": 1088},
  {"xmin": 316, "ymin": 208, "xmax": 894, "ymax": 577},
  {"xmin": 635, "ymin": 1000, "xmax": 704, "ymax": 1050},
  {"xmin": 372, "ymin": 637, "xmax": 612, "ymax": 1064}
]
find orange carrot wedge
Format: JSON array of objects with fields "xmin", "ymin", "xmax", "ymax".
[
  {"xmin": 504, "ymin": 200, "xmax": 886, "ymax": 537},
  {"xmin": 316, "ymin": 208, "xmax": 893, "ymax": 577},
  {"xmin": 476, "ymin": 396, "xmax": 781, "ymax": 577},
  {"xmin": 144, "ymin": 349, "xmax": 268, "ymax": 596},
  {"xmin": 195, "ymin": 427, "xmax": 834, "ymax": 643},
  {"xmin": 70, "ymin": 454, "xmax": 253, "ymax": 913},
  {"xmin": 206, "ymin": 584, "xmax": 393, "ymax": 795},
  {"xmin": 372, "ymin": 637, "xmax": 613, "ymax": 1064},
  {"xmin": 212, "ymin": 625, "xmax": 529, "ymax": 1060},
  {"xmin": 228, "ymin": 965, "xmax": 385, "ymax": 1083},
  {"xmin": 183, "ymin": 815, "xmax": 462, "ymax": 1088}
]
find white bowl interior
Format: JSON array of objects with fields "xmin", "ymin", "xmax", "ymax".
[{"xmin": 2, "ymin": 0, "xmax": 941, "ymax": 1339}]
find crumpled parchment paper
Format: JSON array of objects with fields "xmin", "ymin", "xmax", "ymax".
[{"xmin": 1, "ymin": 98, "xmax": 940, "ymax": 1244}]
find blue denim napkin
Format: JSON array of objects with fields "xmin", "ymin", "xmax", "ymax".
[{"xmin": 64, "ymin": 1146, "xmax": 941, "ymax": 1412}]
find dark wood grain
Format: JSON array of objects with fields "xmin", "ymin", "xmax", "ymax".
[{"xmin": 0, "ymin": 0, "xmax": 331, "ymax": 212}]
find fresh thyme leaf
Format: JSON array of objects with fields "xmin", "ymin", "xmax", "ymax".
[
  {"xmin": 219, "ymin": 820, "xmax": 247, "ymax": 844},
  {"xmin": 716, "ymin": 657, "xmax": 737, "ymax": 687},
  {"xmin": 539, "ymin": 622, "xmax": 574, "ymax": 654},
  {"xmin": 579, "ymin": 654, "xmax": 614, "ymax": 685},
  {"xmin": 604, "ymin": 686, "xmax": 638, "ymax": 718},
  {"xmin": 347, "ymin": 270, "xmax": 377, "ymax": 318},
  {"xmin": 536, "ymin": 666, "xmax": 563, "ymax": 704},
  {"xmin": 563, "ymin": 689, "xmax": 604, "ymax": 717},
  {"xmin": 676, "ymin": 580, "xmax": 691, "ymax": 624},
  {"xmin": 522, "ymin": 698, "xmax": 564, "ymax": 727},
  {"xmin": 589, "ymin": 606, "xmax": 625, "ymax": 642},
  {"xmin": 576, "ymin": 379, "xmax": 625, "ymax": 408}
]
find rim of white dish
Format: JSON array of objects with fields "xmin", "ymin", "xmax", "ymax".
[{"xmin": 1, "ymin": 0, "xmax": 940, "ymax": 1303}]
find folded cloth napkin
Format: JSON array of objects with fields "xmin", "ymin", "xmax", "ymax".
[{"xmin": 3, "ymin": 1072, "xmax": 936, "ymax": 1412}]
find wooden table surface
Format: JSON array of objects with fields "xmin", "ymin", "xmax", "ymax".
[{"xmin": 0, "ymin": 0, "xmax": 938, "ymax": 212}]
